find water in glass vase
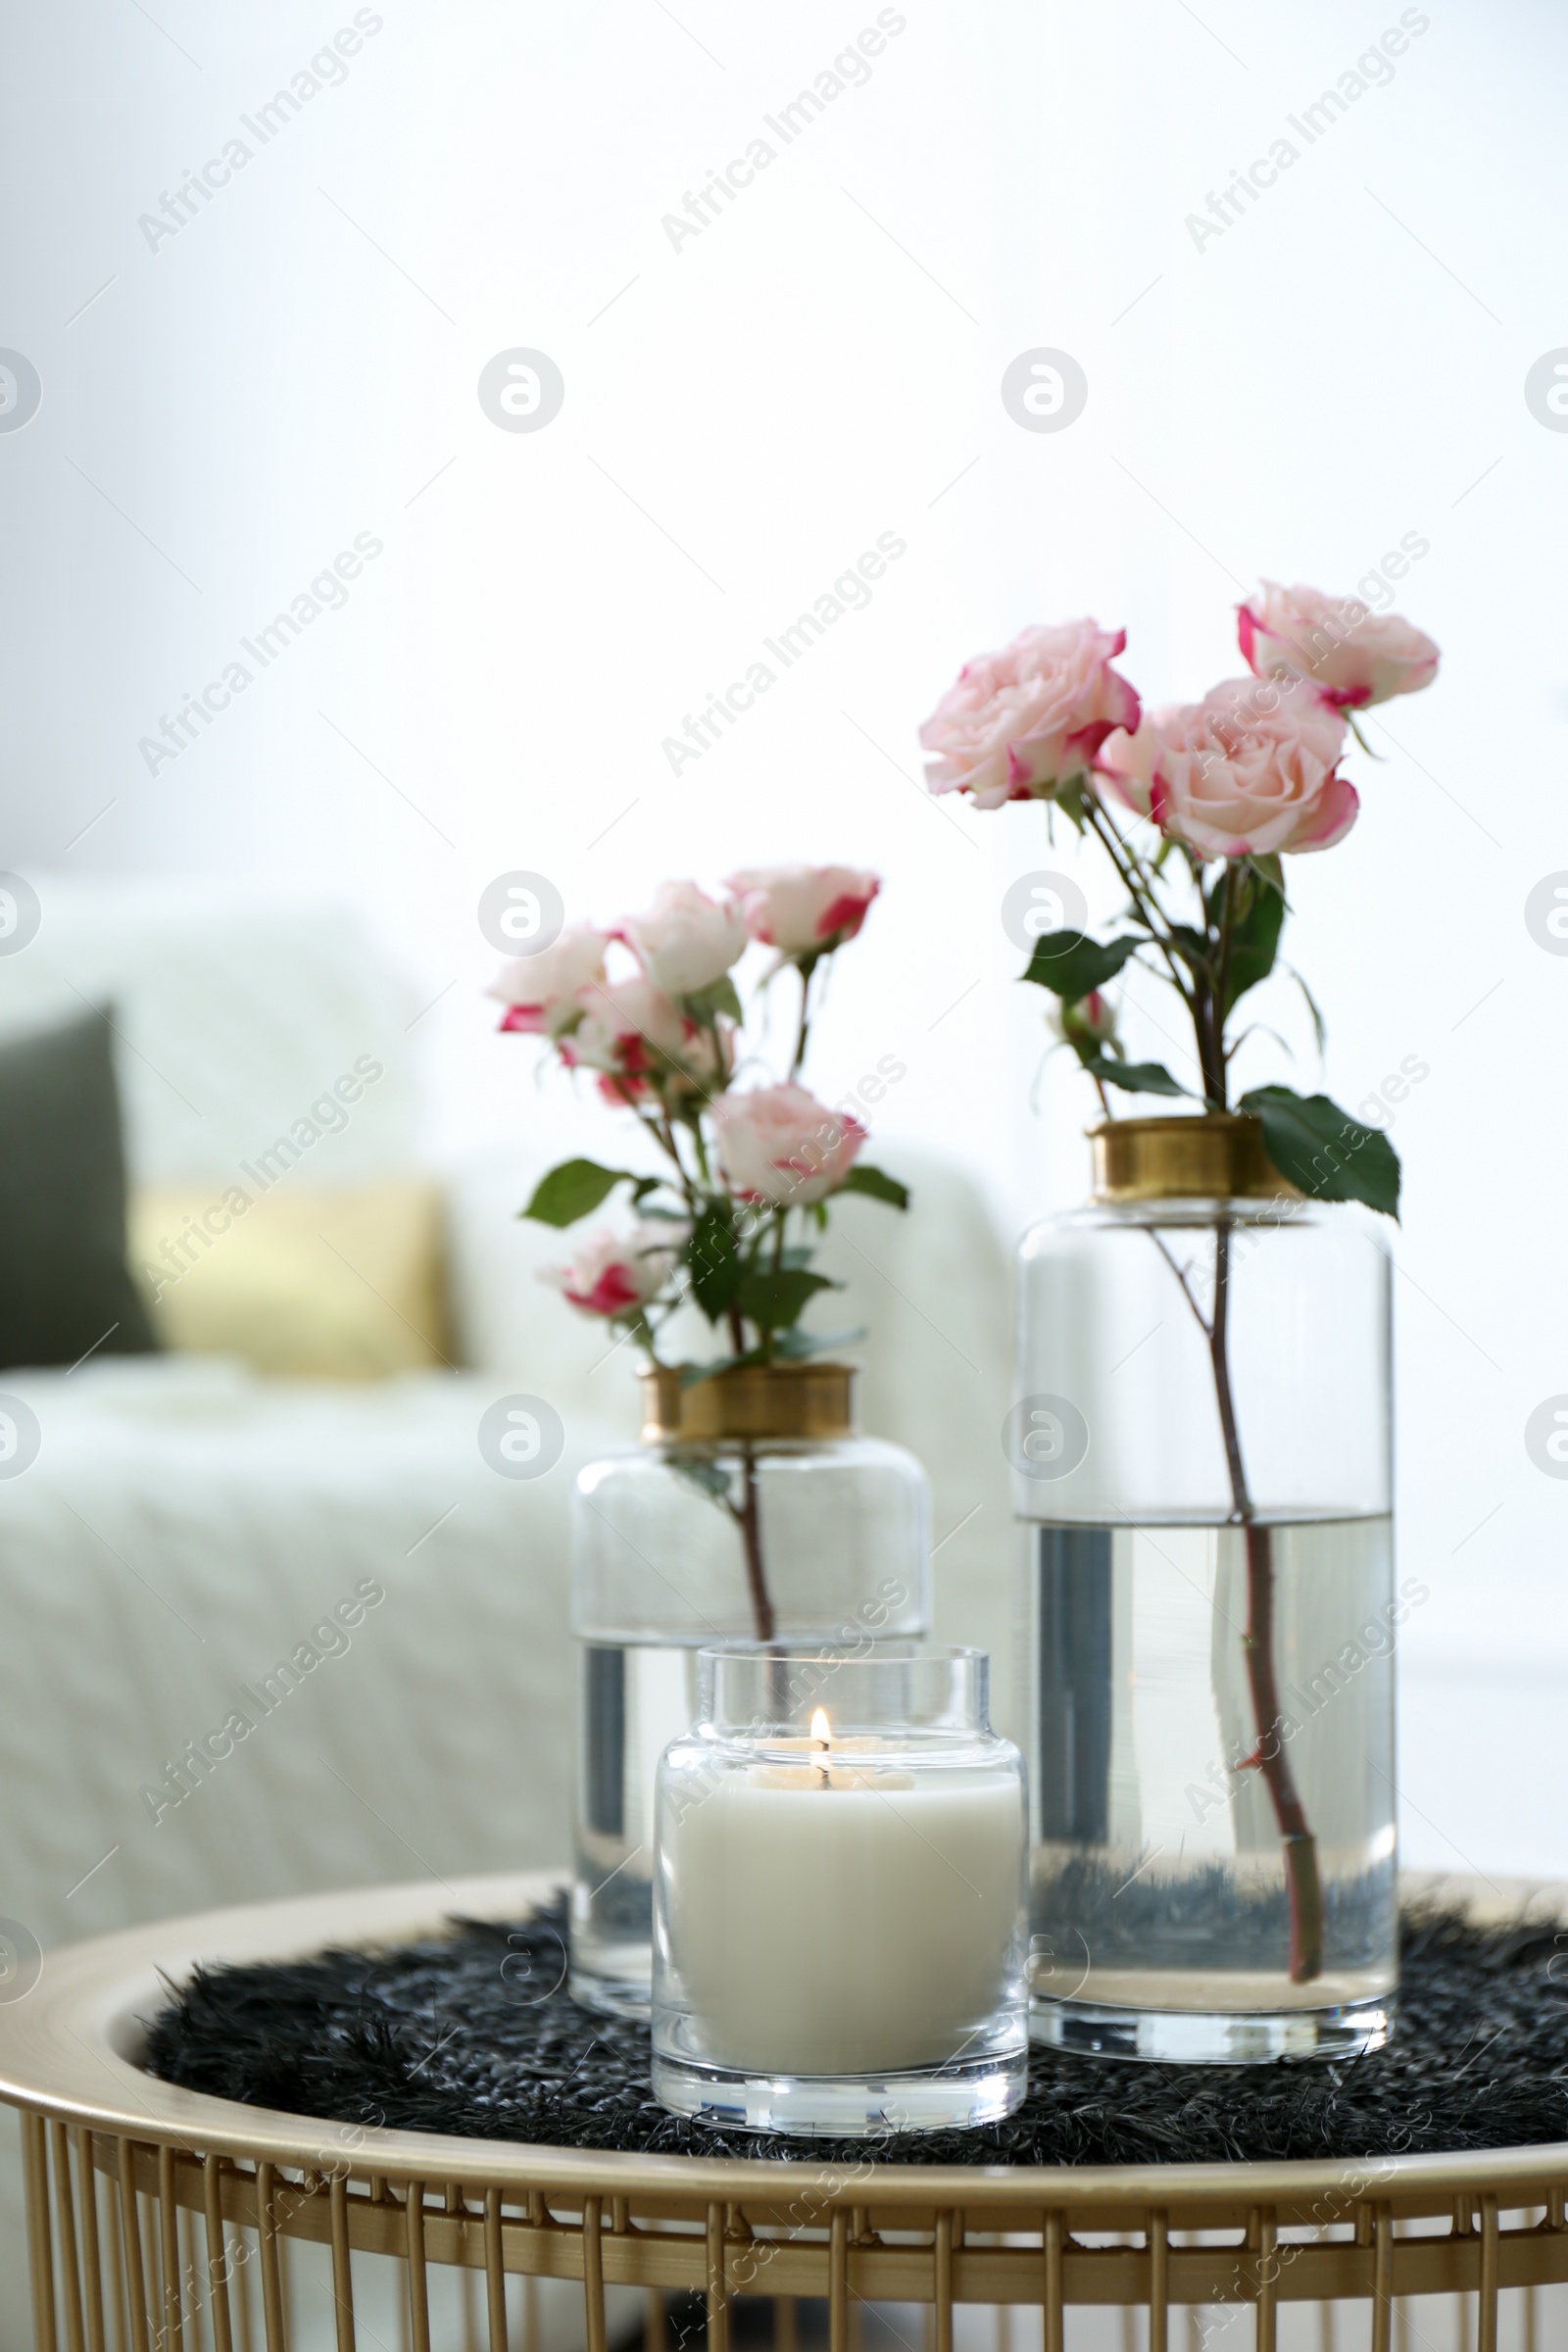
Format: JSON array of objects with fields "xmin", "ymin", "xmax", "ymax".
[
  {"xmin": 1023, "ymin": 1514, "xmax": 1399, "ymax": 2063},
  {"xmin": 571, "ymin": 1641, "xmax": 701, "ymax": 2016}
]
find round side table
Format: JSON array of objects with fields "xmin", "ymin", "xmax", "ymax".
[{"xmin": 1, "ymin": 1868, "xmax": 1565, "ymax": 2352}]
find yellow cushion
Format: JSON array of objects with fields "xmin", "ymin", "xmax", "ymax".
[{"xmin": 129, "ymin": 1183, "xmax": 451, "ymax": 1380}]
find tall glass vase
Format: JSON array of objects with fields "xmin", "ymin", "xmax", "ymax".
[
  {"xmin": 569, "ymin": 1362, "xmax": 931, "ymax": 2017},
  {"xmin": 1013, "ymin": 1117, "xmax": 1396, "ymax": 2063}
]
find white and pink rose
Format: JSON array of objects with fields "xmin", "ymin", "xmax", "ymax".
[
  {"xmin": 725, "ymin": 864, "xmax": 880, "ymax": 956},
  {"xmin": 1100, "ymin": 678, "xmax": 1354, "ymax": 859},
  {"xmin": 619, "ymin": 880, "xmax": 749, "ymax": 996},
  {"xmin": 489, "ymin": 924, "xmax": 609, "ymax": 1039},
  {"xmin": 1238, "ymin": 581, "xmax": 1440, "ymax": 710},
  {"xmin": 713, "ymin": 1084, "xmax": 866, "ymax": 1206},
  {"xmin": 563, "ymin": 975, "xmax": 728, "ymax": 1102},
  {"xmin": 918, "ymin": 619, "xmax": 1142, "ymax": 809},
  {"xmin": 542, "ymin": 1225, "xmax": 679, "ymax": 1319}
]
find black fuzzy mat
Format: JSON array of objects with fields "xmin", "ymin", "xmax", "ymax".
[{"xmin": 144, "ymin": 1902, "xmax": 1568, "ymax": 2168}]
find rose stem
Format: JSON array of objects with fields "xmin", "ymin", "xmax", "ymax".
[
  {"xmin": 734, "ymin": 1445, "xmax": 775, "ymax": 1643},
  {"xmin": 1209, "ymin": 1219, "xmax": 1323, "ymax": 1984},
  {"xmin": 1164, "ymin": 877, "xmax": 1322, "ymax": 1985},
  {"xmin": 726, "ymin": 1301, "xmax": 776, "ymax": 1642},
  {"xmin": 790, "ymin": 969, "xmax": 810, "ymax": 1080}
]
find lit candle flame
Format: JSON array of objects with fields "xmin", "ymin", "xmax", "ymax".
[{"xmin": 810, "ymin": 1706, "xmax": 830, "ymax": 1784}]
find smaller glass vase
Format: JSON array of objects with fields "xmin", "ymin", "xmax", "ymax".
[
  {"xmin": 652, "ymin": 1644, "xmax": 1028, "ymax": 2137},
  {"xmin": 569, "ymin": 1364, "xmax": 931, "ymax": 2019}
]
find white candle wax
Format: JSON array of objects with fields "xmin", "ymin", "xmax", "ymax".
[{"xmin": 662, "ymin": 1762, "xmax": 1023, "ymax": 2076}]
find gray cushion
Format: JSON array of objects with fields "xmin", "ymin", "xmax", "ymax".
[{"xmin": 0, "ymin": 1007, "xmax": 158, "ymax": 1369}]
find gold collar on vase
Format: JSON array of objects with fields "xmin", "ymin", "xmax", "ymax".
[
  {"xmin": 1090, "ymin": 1115, "xmax": 1298, "ymax": 1204},
  {"xmin": 640, "ymin": 1362, "xmax": 855, "ymax": 1445}
]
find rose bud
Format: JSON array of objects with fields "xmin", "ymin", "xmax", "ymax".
[{"xmin": 1051, "ymin": 992, "xmax": 1118, "ymax": 1050}]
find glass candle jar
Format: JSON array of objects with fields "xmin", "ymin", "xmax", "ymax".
[
  {"xmin": 1013, "ymin": 1117, "xmax": 1396, "ymax": 2065},
  {"xmin": 570, "ymin": 1364, "xmax": 931, "ymax": 2019},
  {"xmin": 652, "ymin": 1644, "xmax": 1028, "ymax": 2136}
]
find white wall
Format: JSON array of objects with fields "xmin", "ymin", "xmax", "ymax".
[{"xmin": 1, "ymin": 0, "xmax": 1565, "ymax": 1871}]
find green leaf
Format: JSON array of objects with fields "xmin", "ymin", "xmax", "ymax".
[
  {"xmin": 1021, "ymin": 931, "xmax": 1142, "ymax": 998},
  {"xmin": 771, "ymin": 1323, "xmax": 866, "ymax": 1360},
  {"xmin": 679, "ymin": 973, "xmax": 743, "ymax": 1025},
  {"xmin": 665, "ymin": 1451, "xmax": 733, "ymax": 1502},
  {"xmin": 1218, "ymin": 869, "xmax": 1286, "ymax": 1013},
  {"xmin": 680, "ymin": 1355, "xmax": 742, "ymax": 1387},
  {"xmin": 686, "ymin": 1209, "xmax": 741, "ymax": 1322},
  {"xmin": 520, "ymin": 1158, "xmax": 635, "ymax": 1228},
  {"xmin": 1240, "ymin": 1085, "xmax": 1401, "ymax": 1220},
  {"xmin": 838, "ymin": 1164, "xmax": 909, "ymax": 1209},
  {"xmin": 1166, "ymin": 923, "xmax": 1213, "ymax": 975},
  {"xmin": 1284, "ymin": 962, "xmax": 1328, "ymax": 1058},
  {"xmin": 1081, "ymin": 1055, "xmax": 1190, "ymax": 1099},
  {"xmin": 1227, "ymin": 1021, "xmax": 1295, "ymax": 1067},
  {"xmin": 1054, "ymin": 781, "xmax": 1089, "ymax": 836},
  {"xmin": 736, "ymin": 1266, "xmax": 838, "ymax": 1332}
]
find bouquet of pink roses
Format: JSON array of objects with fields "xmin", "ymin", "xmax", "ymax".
[
  {"xmin": 492, "ymin": 863, "xmax": 906, "ymax": 1375},
  {"xmin": 920, "ymin": 581, "xmax": 1439, "ymax": 1209}
]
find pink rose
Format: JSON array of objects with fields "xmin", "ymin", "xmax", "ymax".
[
  {"xmin": 724, "ymin": 864, "xmax": 881, "ymax": 956},
  {"xmin": 918, "ymin": 620, "xmax": 1142, "ymax": 809},
  {"xmin": 713, "ymin": 1084, "xmax": 866, "ymax": 1206},
  {"xmin": 619, "ymin": 880, "xmax": 748, "ymax": 996},
  {"xmin": 1238, "ymin": 581, "xmax": 1440, "ymax": 710},
  {"xmin": 542, "ymin": 1225, "xmax": 677, "ymax": 1319},
  {"xmin": 489, "ymin": 924, "xmax": 609, "ymax": 1038},
  {"xmin": 1101, "ymin": 679, "xmax": 1354, "ymax": 859}
]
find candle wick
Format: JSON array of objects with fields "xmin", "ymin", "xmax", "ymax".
[{"xmin": 813, "ymin": 1739, "xmax": 829, "ymax": 1788}]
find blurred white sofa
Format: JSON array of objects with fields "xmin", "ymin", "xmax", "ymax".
[{"xmin": 0, "ymin": 876, "xmax": 1015, "ymax": 2339}]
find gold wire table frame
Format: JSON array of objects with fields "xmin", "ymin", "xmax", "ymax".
[{"xmin": 2, "ymin": 1869, "xmax": 1566, "ymax": 2352}]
